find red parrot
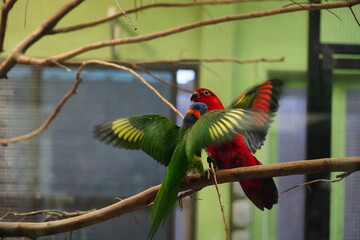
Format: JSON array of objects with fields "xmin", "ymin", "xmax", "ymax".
[{"xmin": 191, "ymin": 79, "xmax": 283, "ymax": 210}]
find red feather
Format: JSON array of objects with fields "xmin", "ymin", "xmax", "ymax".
[{"xmin": 191, "ymin": 80, "xmax": 282, "ymax": 210}]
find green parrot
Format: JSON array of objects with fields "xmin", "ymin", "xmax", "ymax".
[{"xmin": 93, "ymin": 102, "xmax": 271, "ymax": 238}]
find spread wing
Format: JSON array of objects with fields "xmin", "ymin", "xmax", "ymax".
[
  {"xmin": 93, "ymin": 114, "xmax": 179, "ymax": 166},
  {"xmin": 186, "ymin": 109, "xmax": 271, "ymax": 159},
  {"xmin": 230, "ymin": 79, "xmax": 283, "ymax": 152}
]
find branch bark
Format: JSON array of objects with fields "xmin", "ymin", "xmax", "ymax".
[
  {"xmin": 0, "ymin": 157, "xmax": 359, "ymax": 238},
  {"xmin": 0, "ymin": 0, "xmax": 17, "ymax": 53}
]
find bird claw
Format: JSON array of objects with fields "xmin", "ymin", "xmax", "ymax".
[
  {"xmin": 207, "ymin": 155, "xmax": 222, "ymax": 170},
  {"xmin": 204, "ymin": 168, "xmax": 212, "ymax": 179}
]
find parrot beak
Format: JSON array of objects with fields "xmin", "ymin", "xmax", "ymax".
[{"xmin": 190, "ymin": 91, "xmax": 199, "ymax": 102}]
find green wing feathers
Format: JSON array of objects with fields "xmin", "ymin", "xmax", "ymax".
[
  {"xmin": 186, "ymin": 108, "xmax": 271, "ymax": 159},
  {"xmin": 93, "ymin": 114, "xmax": 179, "ymax": 166}
]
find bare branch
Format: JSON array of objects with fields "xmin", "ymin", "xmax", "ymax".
[
  {"xmin": 117, "ymin": 56, "xmax": 286, "ymax": 66},
  {"xmin": 2, "ymin": 1, "xmax": 357, "ymax": 77},
  {"xmin": 349, "ymin": 5, "xmax": 360, "ymax": 27},
  {"xmin": 15, "ymin": 55, "xmax": 285, "ymax": 68},
  {"xmin": 0, "ymin": 157, "xmax": 359, "ymax": 238},
  {"xmin": 114, "ymin": 0, "xmax": 137, "ymax": 30},
  {"xmin": 0, "ymin": 0, "xmax": 17, "ymax": 53},
  {"xmin": 48, "ymin": 0, "xmax": 360, "ymax": 62},
  {"xmin": 131, "ymin": 64, "xmax": 193, "ymax": 93},
  {"xmin": 76, "ymin": 60, "xmax": 184, "ymax": 118},
  {"xmin": 282, "ymin": 171, "xmax": 353, "ymax": 193},
  {"xmin": 50, "ymin": 0, "xmax": 271, "ymax": 34},
  {"xmin": 0, "ymin": 0, "xmax": 84, "ymax": 78},
  {"xmin": 0, "ymin": 59, "xmax": 185, "ymax": 146},
  {"xmin": 0, "ymin": 68, "xmax": 82, "ymax": 146},
  {"xmin": 0, "ymin": 209, "xmax": 94, "ymax": 222}
]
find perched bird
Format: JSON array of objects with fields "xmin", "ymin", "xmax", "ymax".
[
  {"xmin": 94, "ymin": 102, "xmax": 271, "ymax": 238},
  {"xmin": 191, "ymin": 79, "xmax": 283, "ymax": 210}
]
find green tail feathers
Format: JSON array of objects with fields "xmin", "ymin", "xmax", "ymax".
[{"xmin": 147, "ymin": 175, "xmax": 182, "ymax": 239}]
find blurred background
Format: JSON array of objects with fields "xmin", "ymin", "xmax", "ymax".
[{"xmin": 0, "ymin": 1, "xmax": 359, "ymax": 239}]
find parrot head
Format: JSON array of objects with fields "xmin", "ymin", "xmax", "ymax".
[
  {"xmin": 182, "ymin": 102, "xmax": 208, "ymax": 127},
  {"xmin": 190, "ymin": 88, "xmax": 225, "ymax": 111}
]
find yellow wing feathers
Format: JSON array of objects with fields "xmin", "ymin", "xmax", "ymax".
[
  {"xmin": 111, "ymin": 119, "xmax": 145, "ymax": 143},
  {"xmin": 94, "ymin": 114, "xmax": 179, "ymax": 166}
]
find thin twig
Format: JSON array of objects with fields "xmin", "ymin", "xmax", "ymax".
[
  {"xmin": 50, "ymin": 0, "xmax": 271, "ymax": 34},
  {"xmin": 122, "ymin": 56, "xmax": 286, "ymax": 66},
  {"xmin": 77, "ymin": 60, "xmax": 184, "ymax": 118},
  {"xmin": 131, "ymin": 64, "xmax": 193, "ymax": 93},
  {"xmin": 0, "ymin": 209, "xmax": 94, "ymax": 221},
  {"xmin": 0, "ymin": 71, "xmax": 82, "ymax": 146},
  {"xmin": 24, "ymin": 0, "xmax": 30, "ymax": 28},
  {"xmin": 114, "ymin": 0, "xmax": 138, "ymax": 30},
  {"xmin": 48, "ymin": 59, "xmax": 73, "ymax": 72},
  {"xmin": 210, "ymin": 162, "xmax": 229, "ymax": 240},
  {"xmin": 15, "ymin": 55, "xmax": 285, "ymax": 68},
  {"xmin": 282, "ymin": 171, "xmax": 353, "ymax": 194},
  {"xmin": 349, "ymin": 6, "xmax": 360, "ymax": 27}
]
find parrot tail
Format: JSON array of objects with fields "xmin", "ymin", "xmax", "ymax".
[
  {"xmin": 147, "ymin": 174, "xmax": 182, "ymax": 239},
  {"xmin": 240, "ymin": 158, "xmax": 278, "ymax": 210}
]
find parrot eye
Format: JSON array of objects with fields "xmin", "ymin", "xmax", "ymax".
[
  {"xmin": 202, "ymin": 90, "xmax": 211, "ymax": 96},
  {"xmin": 204, "ymin": 106, "xmax": 208, "ymax": 111}
]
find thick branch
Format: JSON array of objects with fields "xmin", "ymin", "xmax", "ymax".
[
  {"xmin": 0, "ymin": 0, "xmax": 17, "ymax": 53},
  {"xmin": 0, "ymin": 157, "xmax": 359, "ymax": 238},
  {"xmin": 0, "ymin": 0, "xmax": 84, "ymax": 78}
]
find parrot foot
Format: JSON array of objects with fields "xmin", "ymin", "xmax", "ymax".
[
  {"xmin": 178, "ymin": 189, "xmax": 194, "ymax": 208},
  {"xmin": 204, "ymin": 168, "xmax": 212, "ymax": 179},
  {"xmin": 207, "ymin": 155, "xmax": 222, "ymax": 170}
]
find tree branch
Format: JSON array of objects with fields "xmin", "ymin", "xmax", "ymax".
[
  {"xmin": 0, "ymin": 0, "xmax": 17, "ymax": 53},
  {"xmin": 0, "ymin": 66, "xmax": 82, "ymax": 146},
  {"xmin": 0, "ymin": 157, "xmax": 359, "ymax": 238},
  {"xmin": 48, "ymin": 0, "xmax": 360, "ymax": 62},
  {"xmin": 111, "ymin": 56, "xmax": 286, "ymax": 66},
  {"xmin": 5, "ymin": 0, "xmax": 358, "ymax": 72},
  {"xmin": 50, "ymin": 0, "xmax": 273, "ymax": 34},
  {"xmin": 0, "ymin": 59, "xmax": 185, "ymax": 146},
  {"xmin": 76, "ymin": 60, "xmax": 184, "ymax": 118},
  {"xmin": 0, "ymin": 0, "xmax": 84, "ymax": 78}
]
